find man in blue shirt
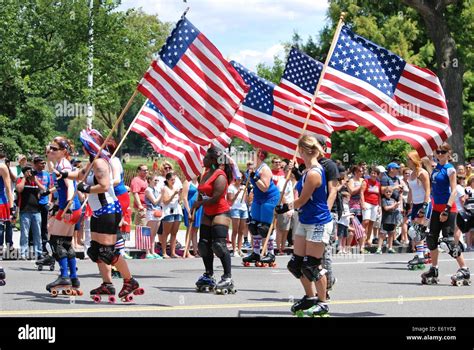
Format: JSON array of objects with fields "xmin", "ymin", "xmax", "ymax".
[{"xmin": 34, "ymin": 157, "xmax": 52, "ymax": 254}]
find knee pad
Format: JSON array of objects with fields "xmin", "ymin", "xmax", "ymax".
[
  {"xmin": 440, "ymin": 237, "xmax": 464, "ymax": 258},
  {"xmin": 211, "ymin": 238, "xmax": 228, "ymax": 258},
  {"xmin": 426, "ymin": 233, "xmax": 438, "ymax": 251},
  {"xmin": 87, "ymin": 240, "xmax": 100, "ymax": 262},
  {"xmin": 98, "ymin": 244, "xmax": 120, "ymax": 265},
  {"xmin": 301, "ymin": 256, "xmax": 326, "ymax": 282},
  {"xmin": 287, "ymin": 254, "xmax": 304, "ymax": 279},
  {"xmin": 248, "ymin": 220, "xmax": 258, "ymax": 236},
  {"xmin": 409, "ymin": 223, "xmax": 427, "ymax": 242},
  {"xmin": 257, "ymin": 222, "xmax": 271, "ymax": 238},
  {"xmin": 198, "ymin": 239, "xmax": 211, "ymax": 257}
]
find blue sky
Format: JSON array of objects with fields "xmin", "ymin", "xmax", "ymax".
[{"xmin": 118, "ymin": 0, "xmax": 330, "ymax": 70}]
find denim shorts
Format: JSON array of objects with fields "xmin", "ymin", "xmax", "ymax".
[
  {"xmin": 161, "ymin": 214, "xmax": 183, "ymax": 223},
  {"xmin": 230, "ymin": 208, "xmax": 248, "ymax": 220},
  {"xmin": 294, "ymin": 220, "xmax": 333, "ymax": 244}
]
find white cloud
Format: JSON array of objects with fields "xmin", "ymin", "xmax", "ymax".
[{"xmin": 229, "ymin": 44, "xmax": 285, "ymax": 71}]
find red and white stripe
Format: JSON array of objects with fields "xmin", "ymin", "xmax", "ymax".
[
  {"xmin": 280, "ymin": 78, "xmax": 359, "ymax": 132},
  {"xmin": 131, "ymin": 102, "xmax": 204, "ymax": 180},
  {"xmin": 138, "ymin": 29, "xmax": 248, "ymax": 145},
  {"xmin": 227, "ymin": 85, "xmax": 333, "ymax": 160},
  {"xmin": 318, "ymin": 65, "xmax": 451, "ymax": 157}
]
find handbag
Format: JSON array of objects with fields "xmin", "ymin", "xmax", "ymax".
[{"xmin": 153, "ymin": 209, "xmax": 163, "ymax": 218}]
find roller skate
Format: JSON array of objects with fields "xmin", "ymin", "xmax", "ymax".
[
  {"xmin": 407, "ymin": 255, "xmax": 426, "ymax": 270},
  {"xmin": 90, "ymin": 282, "xmax": 116, "ymax": 303},
  {"xmin": 195, "ymin": 273, "xmax": 216, "ymax": 293},
  {"xmin": 35, "ymin": 253, "xmax": 55, "ymax": 271},
  {"xmin": 214, "ymin": 276, "xmax": 236, "ymax": 295},
  {"xmin": 0, "ymin": 267, "xmax": 5, "ymax": 286},
  {"xmin": 118, "ymin": 277, "xmax": 144, "ymax": 302},
  {"xmin": 46, "ymin": 276, "xmax": 73, "ymax": 297},
  {"xmin": 111, "ymin": 266, "xmax": 122, "ymax": 279},
  {"xmin": 421, "ymin": 266, "xmax": 439, "ymax": 285},
  {"xmin": 256, "ymin": 252, "xmax": 276, "ymax": 267},
  {"xmin": 306, "ymin": 301, "xmax": 330, "ymax": 318},
  {"xmin": 451, "ymin": 268, "xmax": 471, "ymax": 287},
  {"xmin": 291, "ymin": 295, "xmax": 318, "ymax": 317},
  {"xmin": 69, "ymin": 277, "xmax": 83, "ymax": 296},
  {"xmin": 242, "ymin": 252, "xmax": 260, "ymax": 267}
]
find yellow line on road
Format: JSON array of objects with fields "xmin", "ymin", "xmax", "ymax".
[{"xmin": 0, "ymin": 294, "xmax": 473, "ymax": 316}]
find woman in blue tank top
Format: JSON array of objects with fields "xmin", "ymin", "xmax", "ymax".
[
  {"xmin": 242, "ymin": 149, "xmax": 280, "ymax": 266},
  {"xmin": 276, "ymin": 135, "xmax": 332, "ymax": 317},
  {"xmin": 183, "ymin": 176, "xmax": 202, "ymax": 258}
]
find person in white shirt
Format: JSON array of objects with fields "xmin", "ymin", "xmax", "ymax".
[
  {"xmin": 228, "ymin": 176, "xmax": 248, "ymax": 257},
  {"xmin": 276, "ymin": 164, "xmax": 294, "ymax": 255}
]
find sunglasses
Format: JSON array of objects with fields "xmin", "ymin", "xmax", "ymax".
[
  {"xmin": 164, "ymin": 166, "xmax": 172, "ymax": 170},
  {"xmin": 140, "ymin": 169, "xmax": 148, "ymax": 172},
  {"xmin": 49, "ymin": 146, "xmax": 59, "ymax": 151},
  {"xmin": 457, "ymin": 177, "xmax": 466, "ymax": 180},
  {"xmin": 436, "ymin": 150, "xmax": 448, "ymax": 155}
]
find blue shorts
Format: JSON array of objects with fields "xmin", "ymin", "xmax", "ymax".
[
  {"xmin": 162, "ymin": 214, "xmax": 183, "ymax": 223},
  {"xmin": 230, "ymin": 208, "xmax": 249, "ymax": 220},
  {"xmin": 411, "ymin": 202, "xmax": 432, "ymax": 221},
  {"xmin": 251, "ymin": 195, "xmax": 279, "ymax": 224}
]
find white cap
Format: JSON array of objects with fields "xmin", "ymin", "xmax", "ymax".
[{"xmin": 376, "ymin": 165, "xmax": 386, "ymax": 173}]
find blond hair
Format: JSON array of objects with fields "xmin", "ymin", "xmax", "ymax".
[
  {"xmin": 407, "ymin": 150, "xmax": 422, "ymax": 176},
  {"xmin": 298, "ymin": 134, "xmax": 324, "ymax": 158},
  {"xmin": 159, "ymin": 161, "xmax": 173, "ymax": 175}
]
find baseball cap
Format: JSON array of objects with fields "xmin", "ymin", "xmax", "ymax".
[
  {"xmin": 376, "ymin": 165, "xmax": 386, "ymax": 173},
  {"xmin": 17, "ymin": 154, "xmax": 27, "ymax": 162},
  {"xmin": 33, "ymin": 156, "xmax": 45, "ymax": 164},
  {"xmin": 386, "ymin": 162, "xmax": 400, "ymax": 170}
]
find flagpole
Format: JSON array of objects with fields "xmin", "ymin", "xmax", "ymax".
[
  {"xmin": 60, "ymin": 89, "xmax": 139, "ymax": 217},
  {"xmin": 260, "ymin": 12, "xmax": 346, "ymax": 256}
]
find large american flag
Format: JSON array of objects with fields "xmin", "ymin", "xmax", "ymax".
[
  {"xmin": 227, "ymin": 61, "xmax": 333, "ymax": 161},
  {"xmin": 135, "ymin": 225, "xmax": 152, "ymax": 250},
  {"xmin": 131, "ymin": 100, "xmax": 204, "ymax": 180},
  {"xmin": 137, "ymin": 17, "xmax": 249, "ymax": 145},
  {"xmin": 280, "ymin": 48, "xmax": 359, "ymax": 131},
  {"xmin": 131, "ymin": 100, "xmax": 232, "ymax": 180},
  {"xmin": 317, "ymin": 25, "xmax": 451, "ymax": 157}
]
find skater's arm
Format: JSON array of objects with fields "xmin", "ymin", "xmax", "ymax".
[
  {"xmin": 111, "ymin": 157, "xmax": 122, "ymax": 187},
  {"xmin": 293, "ymin": 170, "xmax": 321, "ymax": 209},
  {"xmin": 75, "ymin": 159, "xmax": 110, "ymax": 195},
  {"xmin": 254, "ymin": 167, "xmax": 272, "ymax": 193}
]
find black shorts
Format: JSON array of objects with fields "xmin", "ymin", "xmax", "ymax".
[
  {"xmin": 337, "ymin": 223, "xmax": 349, "ymax": 238},
  {"xmin": 382, "ymin": 223, "xmax": 396, "ymax": 232},
  {"xmin": 429, "ymin": 211, "xmax": 456, "ymax": 240},
  {"xmin": 90, "ymin": 213, "xmax": 121, "ymax": 235}
]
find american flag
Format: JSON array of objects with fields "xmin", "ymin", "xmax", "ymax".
[
  {"xmin": 227, "ymin": 61, "xmax": 333, "ymax": 161},
  {"xmin": 352, "ymin": 216, "xmax": 365, "ymax": 240},
  {"xmin": 137, "ymin": 17, "xmax": 249, "ymax": 145},
  {"xmin": 317, "ymin": 25, "xmax": 451, "ymax": 157},
  {"xmin": 131, "ymin": 100, "xmax": 204, "ymax": 180},
  {"xmin": 135, "ymin": 225, "xmax": 152, "ymax": 250},
  {"xmin": 280, "ymin": 48, "xmax": 359, "ymax": 132}
]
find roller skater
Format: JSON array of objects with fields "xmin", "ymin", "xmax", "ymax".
[
  {"xmin": 46, "ymin": 136, "xmax": 82, "ymax": 296},
  {"xmin": 243, "ymin": 149, "xmax": 280, "ymax": 268},
  {"xmin": 118, "ymin": 277, "xmax": 144, "ymax": 302},
  {"xmin": 406, "ymin": 150, "xmax": 432, "ymax": 271},
  {"xmin": 90, "ymin": 282, "xmax": 116, "ymax": 303},
  {"xmin": 242, "ymin": 251, "xmax": 260, "ymax": 266},
  {"xmin": 451, "ymin": 267, "xmax": 471, "ymax": 286},
  {"xmin": 278, "ymin": 135, "xmax": 333, "ymax": 317},
  {"xmin": 423, "ymin": 143, "xmax": 470, "ymax": 285},
  {"xmin": 215, "ymin": 276, "xmax": 236, "ymax": 295},
  {"xmin": 46, "ymin": 276, "xmax": 79, "ymax": 297},
  {"xmin": 192, "ymin": 147, "xmax": 236, "ymax": 295},
  {"xmin": 421, "ymin": 266, "xmax": 439, "ymax": 285},
  {"xmin": 195, "ymin": 273, "xmax": 216, "ymax": 292},
  {"xmin": 60, "ymin": 130, "xmax": 142, "ymax": 303},
  {"xmin": 407, "ymin": 255, "xmax": 426, "ymax": 270},
  {"xmin": 291, "ymin": 295, "xmax": 318, "ymax": 317},
  {"xmin": 306, "ymin": 301, "xmax": 330, "ymax": 317},
  {"xmin": 0, "ymin": 267, "xmax": 5, "ymax": 286}
]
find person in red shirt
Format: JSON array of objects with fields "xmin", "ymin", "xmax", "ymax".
[
  {"xmin": 271, "ymin": 158, "xmax": 284, "ymax": 186},
  {"xmin": 192, "ymin": 146, "xmax": 235, "ymax": 294},
  {"xmin": 130, "ymin": 165, "xmax": 148, "ymax": 227},
  {"xmin": 360, "ymin": 166, "xmax": 382, "ymax": 251}
]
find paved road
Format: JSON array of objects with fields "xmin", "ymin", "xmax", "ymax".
[{"xmin": 0, "ymin": 252, "xmax": 472, "ymax": 317}]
